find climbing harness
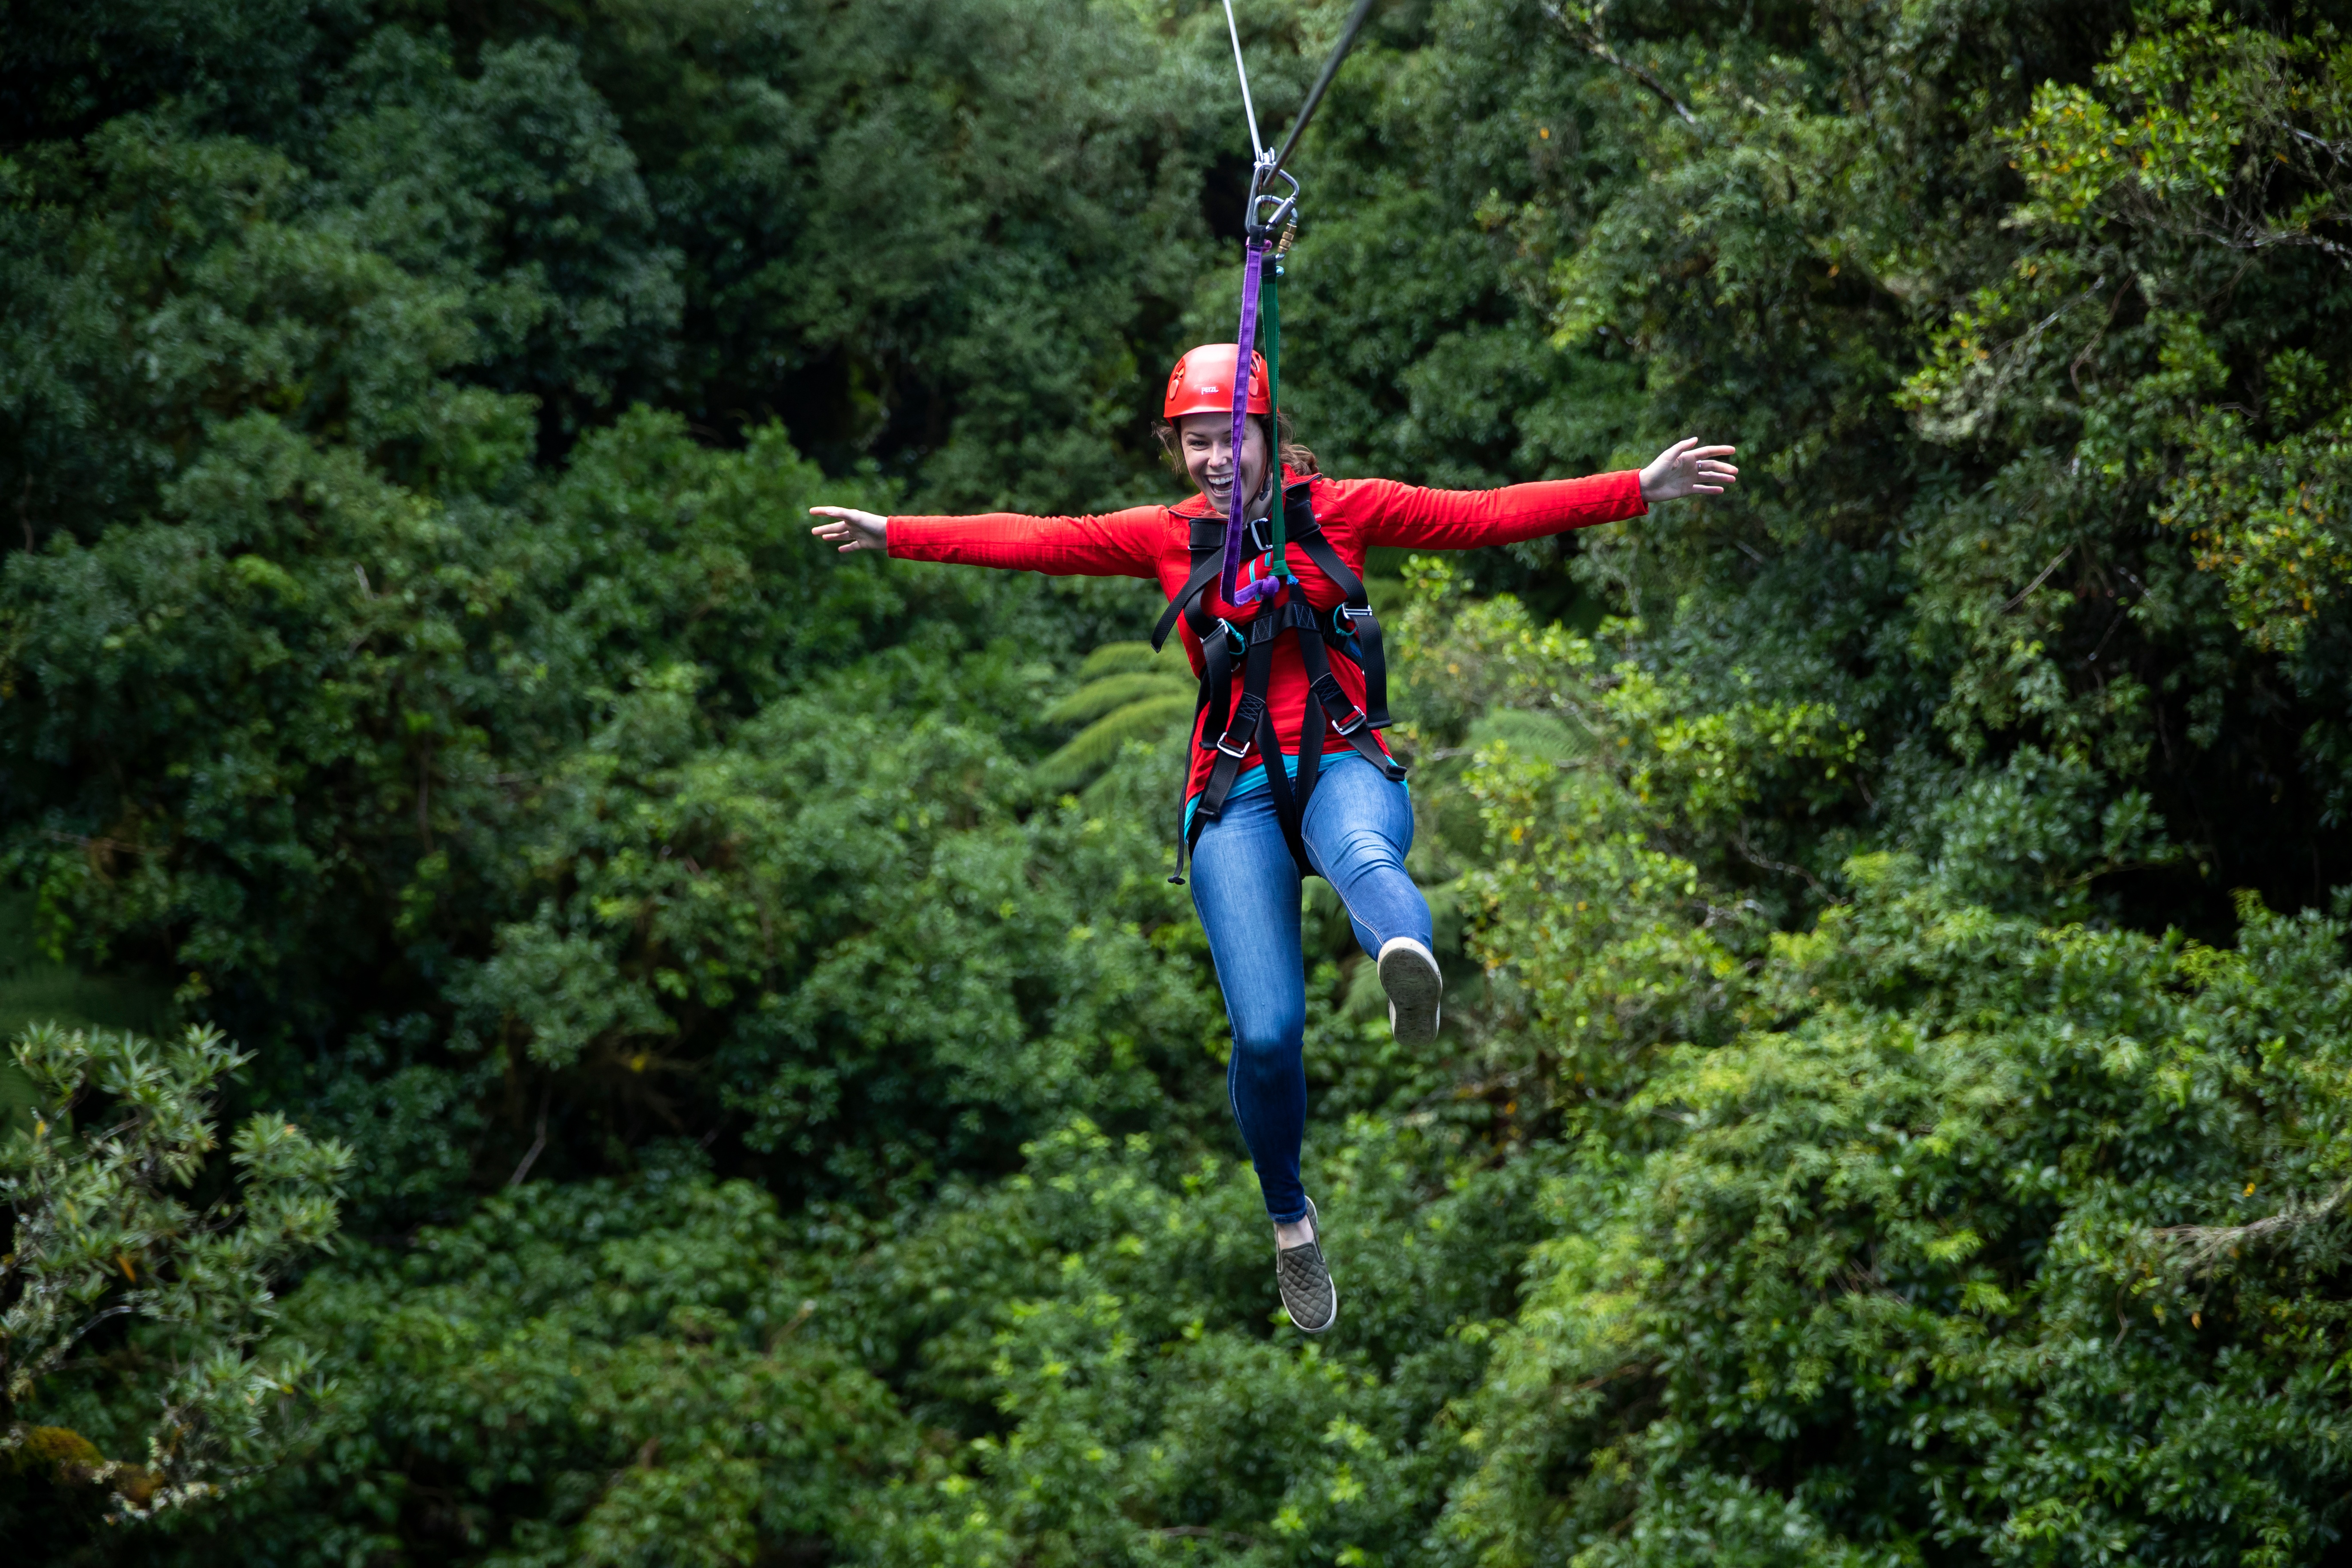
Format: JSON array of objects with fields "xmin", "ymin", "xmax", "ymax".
[
  {"xmin": 1152, "ymin": 481, "xmax": 1401, "ymax": 886},
  {"xmin": 1160, "ymin": 0, "xmax": 1399, "ymax": 886}
]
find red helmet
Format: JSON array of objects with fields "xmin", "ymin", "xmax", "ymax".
[{"xmin": 1164, "ymin": 344, "xmax": 1270, "ymax": 419}]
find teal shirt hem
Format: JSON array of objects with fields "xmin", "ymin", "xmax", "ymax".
[{"xmin": 1182, "ymin": 749, "xmax": 1407, "ymax": 834}]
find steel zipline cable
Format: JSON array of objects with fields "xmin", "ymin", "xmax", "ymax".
[
  {"xmin": 1220, "ymin": 0, "xmax": 1379, "ymax": 182},
  {"xmin": 1268, "ymin": 0, "xmax": 1379, "ymax": 180},
  {"xmin": 1216, "ymin": 0, "xmax": 1381, "ymax": 609},
  {"xmin": 1220, "ymin": 0, "xmax": 1266, "ymax": 163}
]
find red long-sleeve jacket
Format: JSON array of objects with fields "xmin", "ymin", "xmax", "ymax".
[{"xmin": 888, "ymin": 468, "xmax": 1648, "ymax": 801}]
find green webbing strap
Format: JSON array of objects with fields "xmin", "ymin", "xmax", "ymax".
[{"xmin": 1265, "ymin": 257, "xmax": 1291, "ymax": 579}]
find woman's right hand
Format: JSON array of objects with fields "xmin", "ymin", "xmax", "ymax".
[{"xmin": 808, "ymin": 506, "xmax": 888, "ymax": 553}]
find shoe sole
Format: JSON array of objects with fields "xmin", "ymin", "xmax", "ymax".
[{"xmin": 1379, "ymin": 939, "xmax": 1443, "ymax": 1047}]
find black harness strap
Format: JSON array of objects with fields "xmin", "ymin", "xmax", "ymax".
[
  {"xmin": 1152, "ymin": 536, "xmax": 1228, "ymax": 652},
  {"xmin": 1163, "ymin": 478, "xmax": 1406, "ymax": 886},
  {"xmin": 1288, "ymin": 526, "xmax": 1390, "ymax": 729},
  {"xmin": 1178, "ymin": 629, "xmax": 1268, "ymax": 885},
  {"xmin": 1297, "ymin": 625, "xmax": 1406, "ymax": 782},
  {"xmin": 1247, "ymin": 646, "xmax": 1311, "ymax": 873}
]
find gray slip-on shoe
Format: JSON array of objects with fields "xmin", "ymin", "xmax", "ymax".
[
  {"xmin": 1275, "ymin": 1197, "xmax": 1338, "ymax": 1334},
  {"xmin": 1377, "ymin": 936, "xmax": 1443, "ymax": 1046}
]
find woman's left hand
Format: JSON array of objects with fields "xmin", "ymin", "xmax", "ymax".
[{"xmin": 1638, "ymin": 438, "xmax": 1740, "ymax": 502}]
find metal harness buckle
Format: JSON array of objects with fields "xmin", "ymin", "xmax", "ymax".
[
  {"xmin": 1308, "ymin": 671, "xmax": 1368, "ymax": 736},
  {"xmin": 1216, "ymin": 694, "xmax": 1266, "ymax": 760}
]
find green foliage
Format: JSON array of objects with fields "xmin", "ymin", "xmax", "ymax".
[
  {"xmin": 320, "ymin": 26, "xmax": 686, "ymax": 433},
  {"xmin": 1451, "ymin": 863, "xmax": 2352, "ymax": 1565},
  {"xmin": 1945, "ymin": 9, "xmax": 2352, "ymax": 721},
  {"xmin": 1036, "ymin": 641, "xmax": 1198, "ymax": 795},
  {"xmin": 444, "ymin": 660, "xmax": 1222, "ymax": 1203},
  {"xmin": 0, "ymin": 897, "xmax": 172, "ymax": 1084},
  {"xmin": 1880, "ymin": 3, "xmax": 2352, "ymax": 852},
  {"xmin": 0, "ymin": 1024, "xmax": 349, "ymax": 1524},
  {"xmin": 835, "ymin": 1114, "xmax": 1554, "ymax": 1567},
  {"xmin": 4, "ymin": 0, "xmax": 2352, "ymax": 1563},
  {"xmin": 210, "ymin": 1152, "xmax": 904, "ymax": 1566},
  {"xmin": 151, "ymin": 1107, "xmax": 1554, "ymax": 1567}
]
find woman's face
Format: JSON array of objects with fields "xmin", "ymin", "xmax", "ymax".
[{"xmin": 1176, "ymin": 412, "xmax": 1270, "ymax": 515}]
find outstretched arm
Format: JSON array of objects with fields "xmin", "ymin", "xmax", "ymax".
[
  {"xmin": 1363, "ymin": 438, "xmax": 1740, "ymax": 550},
  {"xmin": 808, "ymin": 504, "xmax": 1164, "ymax": 577}
]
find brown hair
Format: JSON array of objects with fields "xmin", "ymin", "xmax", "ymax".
[{"xmin": 1154, "ymin": 408, "xmax": 1319, "ymax": 482}]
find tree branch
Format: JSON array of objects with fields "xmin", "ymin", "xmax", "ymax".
[
  {"xmin": 1538, "ymin": 0, "xmax": 1702, "ymax": 131},
  {"xmin": 1997, "ymin": 545, "xmax": 2074, "ymax": 617},
  {"xmin": 2152, "ymin": 1179, "xmax": 2352, "ymax": 1276},
  {"xmin": 507, "ymin": 1090, "xmax": 550, "ymax": 1187}
]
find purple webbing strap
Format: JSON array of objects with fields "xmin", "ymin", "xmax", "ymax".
[{"xmin": 1221, "ymin": 238, "xmax": 1277, "ymax": 609}]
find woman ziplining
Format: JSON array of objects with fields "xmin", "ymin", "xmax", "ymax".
[
  {"xmin": 809, "ymin": 374, "xmax": 1736, "ymax": 1332},
  {"xmin": 808, "ymin": 0, "xmax": 1739, "ymax": 1333}
]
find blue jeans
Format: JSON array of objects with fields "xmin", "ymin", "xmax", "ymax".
[{"xmin": 1189, "ymin": 748, "xmax": 1432, "ymax": 1223}]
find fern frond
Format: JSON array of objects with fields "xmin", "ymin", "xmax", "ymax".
[
  {"xmin": 1043, "ymin": 671, "xmax": 1196, "ymax": 726},
  {"xmin": 1035, "ymin": 694, "xmax": 1197, "ymax": 794},
  {"xmin": 1341, "ymin": 955, "xmax": 1388, "ymax": 1021},
  {"xmin": 1078, "ymin": 640, "xmax": 1167, "ymax": 679},
  {"xmin": 1465, "ymin": 708, "xmax": 1587, "ymax": 764}
]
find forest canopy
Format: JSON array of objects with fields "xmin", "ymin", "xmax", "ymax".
[{"xmin": 3, "ymin": 0, "xmax": 2351, "ymax": 1562}]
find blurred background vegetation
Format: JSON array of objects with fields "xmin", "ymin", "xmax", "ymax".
[{"xmin": 3, "ymin": 0, "xmax": 2352, "ymax": 1561}]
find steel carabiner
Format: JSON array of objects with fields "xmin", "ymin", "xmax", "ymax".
[{"xmin": 1246, "ymin": 161, "xmax": 1300, "ymax": 243}]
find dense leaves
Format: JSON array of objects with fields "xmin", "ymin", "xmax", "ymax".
[
  {"xmin": 1453, "ymin": 863, "xmax": 2352, "ymax": 1565},
  {"xmin": 2, "ymin": 0, "xmax": 2350, "ymax": 1562},
  {"xmin": 0, "ymin": 1023, "xmax": 348, "ymax": 1532}
]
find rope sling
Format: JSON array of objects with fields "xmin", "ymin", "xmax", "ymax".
[{"xmin": 1158, "ymin": 0, "xmax": 1400, "ymax": 886}]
